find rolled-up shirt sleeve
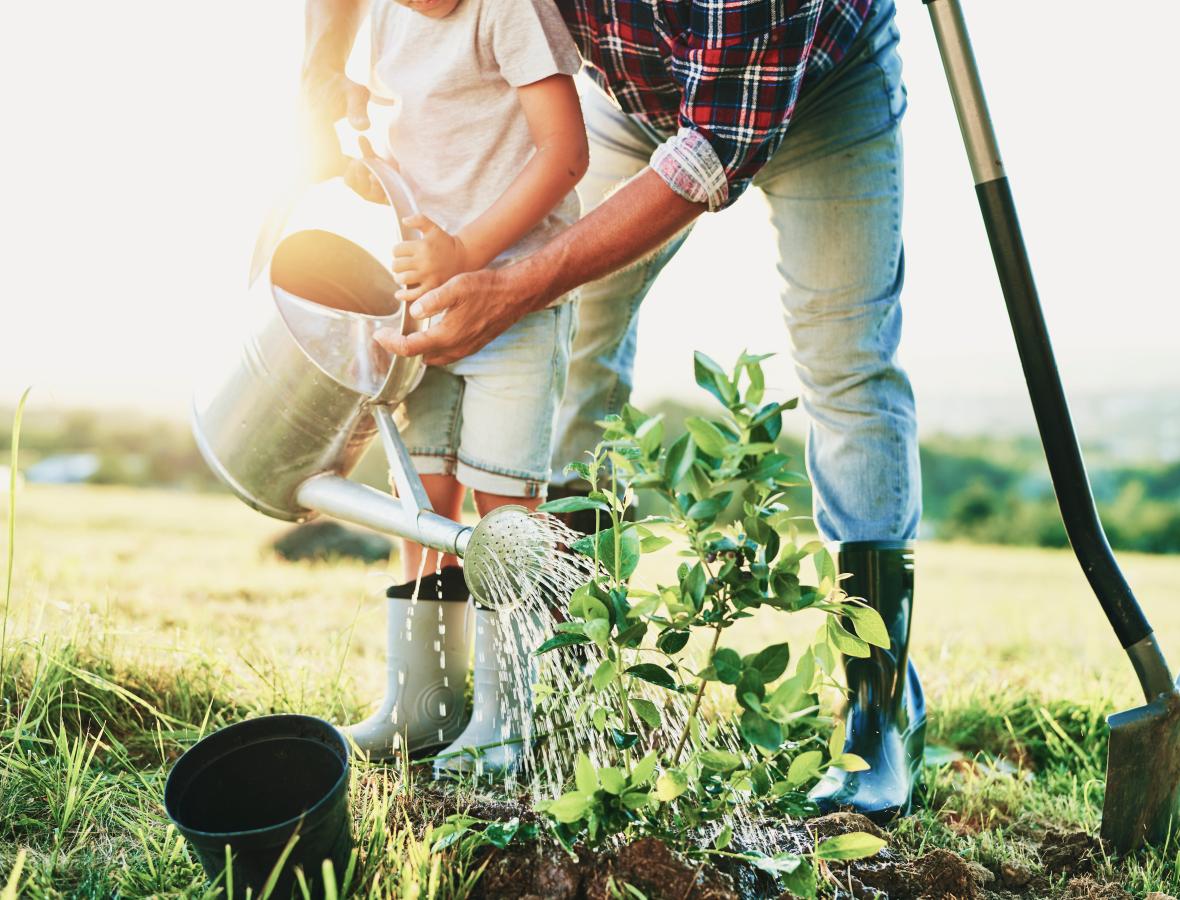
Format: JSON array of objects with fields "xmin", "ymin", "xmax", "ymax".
[{"xmin": 650, "ymin": 1, "xmax": 848, "ymax": 211}]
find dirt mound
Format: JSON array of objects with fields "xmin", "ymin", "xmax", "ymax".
[
  {"xmin": 1059, "ymin": 875, "xmax": 1132, "ymax": 900},
  {"xmin": 472, "ymin": 836, "xmax": 739, "ymax": 900},
  {"xmin": 1039, "ymin": 829, "xmax": 1108, "ymax": 877},
  {"xmin": 393, "ymin": 787, "xmax": 1148, "ymax": 900},
  {"xmin": 830, "ymin": 846, "xmax": 992, "ymax": 900}
]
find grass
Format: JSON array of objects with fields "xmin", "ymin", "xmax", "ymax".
[{"xmin": 3, "ymin": 484, "xmax": 1180, "ymax": 896}]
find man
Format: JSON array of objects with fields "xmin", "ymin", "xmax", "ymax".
[{"xmin": 303, "ymin": 0, "xmax": 923, "ymax": 821}]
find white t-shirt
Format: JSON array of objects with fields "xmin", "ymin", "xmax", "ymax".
[{"xmin": 370, "ymin": 0, "xmax": 582, "ymax": 265}]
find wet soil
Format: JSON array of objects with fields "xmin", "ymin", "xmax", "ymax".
[{"xmin": 392, "ymin": 788, "xmax": 1142, "ymax": 900}]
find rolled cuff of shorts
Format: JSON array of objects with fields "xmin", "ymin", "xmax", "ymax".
[
  {"xmin": 398, "ymin": 453, "xmax": 548, "ymax": 499},
  {"xmin": 456, "ymin": 457, "xmax": 548, "ymax": 499},
  {"xmin": 649, "ymin": 127, "xmax": 729, "ymax": 212}
]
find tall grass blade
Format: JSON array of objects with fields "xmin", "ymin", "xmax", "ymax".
[
  {"xmin": 1, "ymin": 388, "xmax": 31, "ymax": 699},
  {"xmin": 1, "ymin": 848, "xmax": 27, "ymax": 900},
  {"xmin": 257, "ymin": 828, "xmax": 301, "ymax": 900}
]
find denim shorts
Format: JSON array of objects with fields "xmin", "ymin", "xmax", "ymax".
[{"xmin": 393, "ymin": 301, "xmax": 574, "ymax": 498}]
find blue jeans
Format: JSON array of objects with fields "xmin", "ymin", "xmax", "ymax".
[{"xmin": 552, "ymin": 0, "xmax": 920, "ymax": 542}]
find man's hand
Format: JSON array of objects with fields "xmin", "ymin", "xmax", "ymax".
[
  {"xmin": 374, "ymin": 169, "xmax": 703, "ymax": 367},
  {"xmin": 340, "ymin": 136, "xmax": 394, "ymax": 204},
  {"xmin": 374, "ymin": 263, "xmax": 548, "ymax": 366},
  {"xmin": 392, "ymin": 215, "xmax": 471, "ymax": 304},
  {"xmin": 299, "ymin": 64, "xmax": 373, "ymax": 182}
]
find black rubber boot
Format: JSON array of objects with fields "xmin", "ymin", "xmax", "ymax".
[
  {"xmin": 809, "ymin": 541, "xmax": 926, "ymax": 822},
  {"xmin": 387, "ymin": 565, "xmax": 469, "ymax": 602}
]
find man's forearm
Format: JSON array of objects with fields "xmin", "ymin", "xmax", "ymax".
[
  {"xmin": 303, "ymin": 0, "xmax": 367, "ymax": 75},
  {"xmin": 517, "ymin": 168, "xmax": 705, "ymax": 307}
]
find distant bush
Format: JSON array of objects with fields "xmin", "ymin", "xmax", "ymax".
[{"xmin": 4, "ymin": 403, "xmax": 1177, "ymax": 554}]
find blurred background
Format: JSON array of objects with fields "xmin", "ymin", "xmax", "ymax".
[{"xmin": 1, "ymin": 0, "xmax": 1178, "ymax": 553}]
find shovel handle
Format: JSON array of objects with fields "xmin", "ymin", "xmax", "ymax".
[{"xmin": 924, "ymin": 1, "xmax": 1167, "ymax": 677}]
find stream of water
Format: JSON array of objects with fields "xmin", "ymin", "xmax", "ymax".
[{"xmin": 380, "ymin": 510, "xmax": 786, "ymax": 855}]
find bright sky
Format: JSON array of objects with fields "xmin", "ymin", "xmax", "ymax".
[{"xmin": 1, "ymin": 2, "xmax": 1177, "ymax": 423}]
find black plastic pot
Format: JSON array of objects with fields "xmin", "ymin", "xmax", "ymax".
[{"xmin": 165, "ymin": 714, "xmax": 352, "ymax": 898}]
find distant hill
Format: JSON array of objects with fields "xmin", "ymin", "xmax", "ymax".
[{"xmin": 3, "ymin": 396, "xmax": 1178, "ymax": 554}]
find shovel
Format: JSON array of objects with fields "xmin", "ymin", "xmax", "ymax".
[{"xmin": 925, "ymin": 0, "xmax": 1179, "ymax": 852}]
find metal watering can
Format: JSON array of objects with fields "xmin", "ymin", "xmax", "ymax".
[{"xmin": 192, "ymin": 158, "xmax": 546, "ymax": 599}]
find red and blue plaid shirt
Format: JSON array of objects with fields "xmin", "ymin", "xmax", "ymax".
[{"xmin": 556, "ymin": 0, "xmax": 874, "ymax": 210}]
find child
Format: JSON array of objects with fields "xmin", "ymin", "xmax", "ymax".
[{"xmin": 342, "ymin": 0, "xmax": 586, "ymax": 776}]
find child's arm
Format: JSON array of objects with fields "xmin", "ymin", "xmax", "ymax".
[{"xmin": 392, "ymin": 74, "xmax": 588, "ymax": 304}]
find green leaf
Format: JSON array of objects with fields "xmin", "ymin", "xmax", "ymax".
[
  {"xmin": 548, "ymin": 791, "xmax": 592, "ymax": 824},
  {"xmin": 610, "ymin": 729, "xmax": 639, "ymax": 750},
  {"xmin": 630, "ymin": 697, "xmax": 662, "ymax": 729},
  {"xmin": 694, "ymin": 351, "xmax": 736, "ymax": 406},
  {"xmin": 827, "ymin": 618, "xmax": 871, "ymax": 658},
  {"xmin": 787, "ymin": 750, "xmax": 823, "ymax": 786},
  {"xmin": 736, "ymin": 669, "xmax": 765, "ymax": 706},
  {"xmin": 686, "ymin": 497, "xmax": 725, "ymax": 520},
  {"xmin": 639, "ymin": 534, "xmax": 672, "ymax": 553},
  {"xmin": 591, "ymin": 658, "xmax": 617, "ymax": 691},
  {"xmin": 585, "ymin": 618, "xmax": 611, "ymax": 650},
  {"xmin": 740, "ymin": 709, "xmax": 784, "ymax": 750},
  {"xmin": 698, "ymin": 750, "xmax": 742, "ymax": 773},
  {"xmin": 630, "ymin": 751, "xmax": 658, "ymax": 786},
  {"xmin": 568, "ymin": 583, "xmax": 610, "ymax": 621},
  {"xmin": 656, "ymin": 630, "xmax": 690, "ymax": 654},
  {"xmin": 575, "ymin": 753, "xmax": 598, "ymax": 793},
  {"xmin": 625, "ymin": 664, "xmax": 677, "ymax": 691},
  {"xmin": 780, "ymin": 859, "xmax": 817, "ymax": 899},
  {"xmin": 770, "ymin": 571, "xmax": 801, "ymax": 609},
  {"xmin": 599, "ymin": 767, "xmax": 626, "ymax": 795},
  {"xmin": 656, "ymin": 768, "xmax": 689, "ymax": 801},
  {"xmin": 621, "ymin": 790, "xmax": 653, "ymax": 811},
  {"xmin": 592, "ymin": 707, "xmax": 608, "ymax": 731},
  {"xmin": 765, "ymin": 671, "xmax": 813, "ymax": 719},
  {"xmin": 615, "ymin": 621, "xmax": 648, "ymax": 647},
  {"xmin": 684, "ymin": 417, "xmax": 730, "ymax": 458},
  {"xmin": 750, "ymin": 643, "xmax": 791, "ymax": 682},
  {"xmin": 747, "ymin": 852, "xmax": 803, "ymax": 877},
  {"xmin": 815, "ymin": 832, "xmax": 887, "ymax": 861},
  {"xmin": 538, "ymin": 496, "xmax": 610, "ymax": 514},
  {"xmin": 636, "ymin": 415, "xmax": 665, "ymax": 457},
  {"xmin": 535, "ymin": 632, "xmax": 591, "ymax": 655},
  {"xmin": 682, "ymin": 563, "xmax": 707, "ymax": 609},
  {"xmin": 751, "ymin": 762, "xmax": 772, "ymax": 796},
  {"xmin": 815, "ymin": 548, "xmax": 837, "ymax": 592},
  {"xmin": 846, "ymin": 605, "xmax": 890, "ymax": 649},
  {"xmin": 828, "ymin": 721, "xmax": 847, "ymax": 758},
  {"xmin": 663, "ymin": 433, "xmax": 696, "ymax": 488},
  {"xmin": 831, "ymin": 753, "xmax": 870, "ymax": 772},
  {"xmin": 711, "ymin": 648, "xmax": 743, "ymax": 685},
  {"xmin": 714, "ymin": 825, "xmax": 733, "ymax": 850},
  {"xmin": 576, "ymin": 526, "xmax": 642, "ymax": 580},
  {"xmin": 743, "ymin": 452, "xmax": 792, "ymax": 483},
  {"xmin": 564, "ymin": 460, "xmax": 592, "ymax": 481}
]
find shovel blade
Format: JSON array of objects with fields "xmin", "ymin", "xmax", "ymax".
[{"xmin": 1101, "ymin": 687, "xmax": 1180, "ymax": 852}]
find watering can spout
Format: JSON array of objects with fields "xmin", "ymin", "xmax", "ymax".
[{"xmin": 295, "ymin": 473, "xmax": 473, "ymax": 559}]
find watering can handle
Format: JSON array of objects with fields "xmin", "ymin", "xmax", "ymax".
[
  {"xmin": 355, "ymin": 155, "xmax": 425, "ymax": 248},
  {"xmin": 247, "ymin": 156, "xmax": 423, "ymax": 287}
]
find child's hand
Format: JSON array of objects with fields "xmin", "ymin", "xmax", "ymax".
[{"xmin": 392, "ymin": 215, "xmax": 471, "ymax": 304}]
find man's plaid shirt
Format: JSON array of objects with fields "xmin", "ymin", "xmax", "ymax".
[{"xmin": 557, "ymin": 0, "xmax": 874, "ymax": 210}]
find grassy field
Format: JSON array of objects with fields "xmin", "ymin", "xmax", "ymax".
[{"xmin": 3, "ymin": 484, "xmax": 1180, "ymax": 897}]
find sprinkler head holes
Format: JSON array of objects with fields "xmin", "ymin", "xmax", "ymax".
[{"xmin": 462, "ymin": 506, "xmax": 560, "ymax": 610}]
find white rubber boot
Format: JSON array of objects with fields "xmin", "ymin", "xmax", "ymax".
[
  {"xmin": 345, "ymin": 569, "xmax": 472, "ymax": 759},
  {"xmin": 433, "ymin": 606, "xmax": 539, "ymax": 778}
]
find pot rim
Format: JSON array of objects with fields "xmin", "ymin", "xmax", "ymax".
[{"xmin": 164, "ymin": 713, "xmax": 350, "ymax": 842}]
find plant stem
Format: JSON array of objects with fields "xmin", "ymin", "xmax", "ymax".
[{"xmin": 671, "ymin": 616, "xmax": 725, "ymax": 763}]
